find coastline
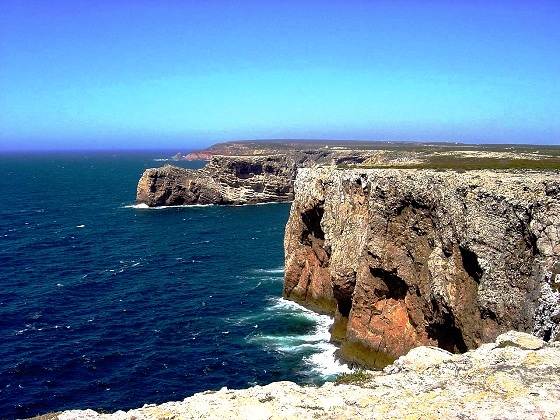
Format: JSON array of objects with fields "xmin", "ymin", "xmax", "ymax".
[
  {"xmin": 37, "ymin": 331, "xmax": 560, "ymax": 419},
  {"xmin": 14, "ymin": 142, "xmax": 560, "ymax": 418}
]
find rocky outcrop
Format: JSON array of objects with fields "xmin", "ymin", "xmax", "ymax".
[
  {"xmin": 136, "ymin": 155, "xmax": 297, "ymax": 206},
  {"xmin": 135, "ymin": 149, "xmax": 370, "ymax": 206},
  {"xmin": 52, "ymin": 331, "xmax": 560, "ymax": 419},
  {"xmin": 183, "ymin": 151, "xmax": 214, "ymax": 160},
  {"xmin": 284, "ymin": 167, "xmax": 560, "ymax": 367}
]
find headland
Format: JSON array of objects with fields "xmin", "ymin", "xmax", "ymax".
[{"xmin": 43, "ymin": 140, "xmax": 560, "ymax": 418}]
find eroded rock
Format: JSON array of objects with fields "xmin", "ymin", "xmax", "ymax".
[
  {"xmin": 284, "ymin": 168, "xmax": 560, "ymax": 366},
  {"xmin": 136, "ymin": 155, "xmax": 296, "ymax": 206},
  {"xmin": 135, "ymin": 146, "xmax": 387, "ymax": 207}
]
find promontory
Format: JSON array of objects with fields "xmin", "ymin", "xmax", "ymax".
[{"xmin": 100, "ymin": 140, "xmax": 560, "ymax": 419}]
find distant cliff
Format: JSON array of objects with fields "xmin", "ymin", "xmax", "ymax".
[
  {"xmin": 135, "ymin": 149, "xmax": 367, "ymax": 206},
  {"xmin": 137, "ymin": 141, "xmax": 560, "ymax": 207},
  {"xmin": 136, "ymin": 155, "xmax": 297, "ymax": 206},
  {"xmin": 284, "ymin": 167, "xmax": 560, "ymax": 367}
]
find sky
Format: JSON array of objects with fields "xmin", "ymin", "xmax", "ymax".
[{"xmin": 1, "ymin": 0, "xmax": 559, "ymax": 151}]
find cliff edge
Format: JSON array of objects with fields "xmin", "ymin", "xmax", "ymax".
[
  {"xmin": 48, "ymin": 331, "xmax": 560, "ymax": 419},
  {"xmin": 136, "ymin": 141, "xmax": 560, "ymax": 207},
  {"xmin": 284, "ymin": 167, "xmax": 560, "ymax": 367}
]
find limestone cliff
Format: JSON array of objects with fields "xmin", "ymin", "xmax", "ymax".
[
  {"xmin": 136, "ymin": 155, "xmax": 297, "ymax": 206},
  {"xmin": 137, "ymin": 141, "xmax": 560, "ymax": 207},
  {"xmin": 135, "ymin": 149, "xmax": 368, "ymax": 206},
  {"xmin": 284, "ymin": 167, "xmax": 560, "ymax": 367}
]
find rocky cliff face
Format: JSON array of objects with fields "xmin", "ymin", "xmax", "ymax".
[
  {"xmin": 135, "ymin": 149, "xmax": 369, "ymax": 206},
  {"xmin": 284, "ymin": 167, "xmax": 560, "ymax": 367},
  {"xmin": 136, "ymin": 155, "xmax": 297, "ymax": 206}
]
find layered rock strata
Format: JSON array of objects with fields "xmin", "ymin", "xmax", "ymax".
[
  {"xmin": 53, "ymin": 331, "xmax": 560, "ymax": 419},
  {"xmin": 135, "ymin": 150, "xmax": 369, "ymax": 206},
  {"xmin": 284, "ymin": 168, "xmax": 560, "ymax": 367},
  {"xmin": 136, "ymin": 155, "xmax": 297, "ymax": 206}
]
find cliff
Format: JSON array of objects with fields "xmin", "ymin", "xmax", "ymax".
[
  {"xmin": 284, "ymin": 167, "xmax": 560, "ymax": 367},
  {"xmin": 136, "ymin": 155, "xmax": 297, "ymax": 206},
  {"xmin": 48, "ymin": 331, "xmax": 560, "ymax": 419},
  {"xmin": 135, "ymin": 149, "xmax": 368, "ymax": 206},
  {"xmin": 137, "ymin": 141, "xmax": 560, "ymax": 207}
]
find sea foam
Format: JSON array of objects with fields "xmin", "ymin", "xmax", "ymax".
[
  {"xmin": 124, "ymin": 203, "xmax": 215, "ymax": 209},
  {"xmin": 251, "ymin": 297, "xmax": 350, "ymax": 378}
]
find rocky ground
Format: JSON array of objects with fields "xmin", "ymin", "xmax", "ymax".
[{"xmin": 43, "ymin": 331, "xmax": 559, "ymax": 419}]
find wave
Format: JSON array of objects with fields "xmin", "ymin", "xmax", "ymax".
[
  {"xmin": 124, "ymin": 203, "xmax": 150, "ymax": 209},
  {"xmin": 123, "ymin": 203, "xmax": 215, "ymax": 210},
  {"xmin": 303, "ymin": 341, "xmax": 350, "ymax": 377},
  {"xmin": 123, "ymin": 201, "xmax": 292, "ymax": 210},
  {"xmin": 251, "ymin": 267, "xmax": 284, "ymax": 275},
  {"xmin": 249, "ymin": 298, "xmax": 350, "ymax": 378},
  {"xmin": 249, "ymin": 201, "xmax": 294, "ymax": 206},
  {"xmin": 16, "ymin": 324, "xmax": 72, "ymax": 336}
]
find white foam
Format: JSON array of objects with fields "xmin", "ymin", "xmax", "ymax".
[
  {"xmin": 124, "ymin": 203, "xmax": 150, "ymax": 209},
  {"xmin": 255, "ymin": 297, "xmax": 350, "ymax": 378},
  {"xmin": 252, "ymin": 267, "xmax": 285, "ymax": 275},
  {"xmin": 304, "ymin": 343, "xmax": 351, "ymax": 377},
  {"xmin": 123, "ymin": 203, "xmax": 215, "ymax": 209},
  {"xmin": 251, "ymin": 201, "xmax": 294, "ymax": 206},
  {"xmin": 265, "ymin": 298, "xmax": 323, "ymax": 320},
  {"xmin": 76, "ymin": 224, "xmax": 85, "ymax": 228}
]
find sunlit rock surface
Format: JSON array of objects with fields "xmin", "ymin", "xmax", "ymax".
[{"xmin": 284, "ymin": 167, "xmax": 560, "ymax": 366}]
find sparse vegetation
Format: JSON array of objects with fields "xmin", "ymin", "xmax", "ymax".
[
  {"xmin": 342, "ymin": 154, "xmax": 560, "ymax": 171},
  {"xmin": 199, "ymin": 139, "xmax": 560, "ymax": 171},
  {"xmin": 334, "ymin": 369, "xmax": 374, "ymax": 385}
]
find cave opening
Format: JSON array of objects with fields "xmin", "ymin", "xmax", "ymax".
[
  {"xmin": 333, "ymin": 274, "xmax": 356, "ymax": 318},
  {"xmin": 300, "ymin": 204, "xmax": 325, "ymax": 244},
  {"xmin": 369, "ymin": 267, "xmax": 408, "ymax": 300},
  {"xmin": 459, "ymin": 246, "xmax": 483, "ymax": 283},
  {"xmin": 426, "ymin": 302, "xmax": 469, "ymax": 353},
  {"xmin": 337, "ymin": 296, "xmax": 353, "ymax": 318}
]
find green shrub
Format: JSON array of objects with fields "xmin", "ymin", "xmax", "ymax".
[{"xmin": 334, "ymin": 369, "xmax": 374, "ymax": 385}]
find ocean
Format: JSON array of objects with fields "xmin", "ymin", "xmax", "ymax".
[{"xmin": 0, "ymin": 151, "xmax": 348, "ymax": 419}]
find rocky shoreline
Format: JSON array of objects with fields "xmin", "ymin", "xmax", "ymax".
[
  {"xmin": 55, "ymin": 141, "xmax": 559, "ymax": 419},
  {"xmin": 44, "ymin": 331, "xmax": 560, "ymax": 419},
  {"xmin": 136, "ymin": 141, "xmax": 560, "ymax": 207}
]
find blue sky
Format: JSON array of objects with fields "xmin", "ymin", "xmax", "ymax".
[{"xmin": 1, "ymin": 0, "xmax": 559, "ymax": 150}]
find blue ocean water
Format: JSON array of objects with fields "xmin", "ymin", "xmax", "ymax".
[{"xmin": 0, "ymin": 151, "xmax": 348, "ymax": 419}]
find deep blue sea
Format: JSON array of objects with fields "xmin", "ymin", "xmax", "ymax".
[{"xmin": 0, "ymin": 151, "xmax": 348, "ymax": 419}]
